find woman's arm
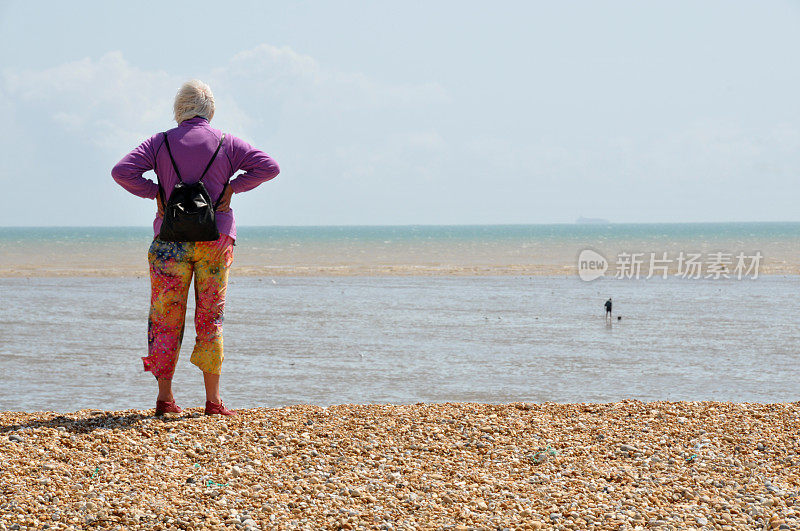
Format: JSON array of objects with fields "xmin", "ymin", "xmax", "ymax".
[
  {"xmin": 111, "ymin": 135, "xmax": 160, "ymax": 199},
  {"xmin": 227, "ymin": 135, "xmax": 281, "ymax": 194}
]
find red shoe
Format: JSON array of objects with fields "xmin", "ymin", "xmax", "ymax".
[
  {"xmin": 155, "ymin": 400, "xmax": 182, "ymax": 416},
  {"xmin": 205, "ymin": 400, "xmax": 237, "ymax": 416}
]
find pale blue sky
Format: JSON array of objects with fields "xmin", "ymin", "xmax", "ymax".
[{"xmin": 1, "ymin": 0, "xmax": 798, "ymax": 225}]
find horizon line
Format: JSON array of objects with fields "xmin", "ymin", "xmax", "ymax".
[{"xmin": 1, "ymin": 220, "xmax": 799, "ymax": 229}]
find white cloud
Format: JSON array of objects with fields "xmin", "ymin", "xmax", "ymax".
[
  {"xmin": 3, "ymin": 51, "xmax": 178, "ymax": 150},
  {"xmin": 216, "ymin": 44, "xmax": 448, "ymax": 112},
  {"xmin": 2, "ymin": 45, "xmax": 449, "ymax": 153}
]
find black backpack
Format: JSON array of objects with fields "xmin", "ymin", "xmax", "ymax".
[{"xmin": 157, "ymin": 132, "xmax": 227, "ymax": 242}]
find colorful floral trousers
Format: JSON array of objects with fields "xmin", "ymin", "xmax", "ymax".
[{"xmin": 143, "ymin": 235, "xmax": 234, "ymax": 380}]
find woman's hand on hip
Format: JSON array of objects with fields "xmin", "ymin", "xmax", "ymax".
[
  {"xmin": 216, "ymin": 185, "xmax": 234, "ymax": 212},
  {"xmin": 156, "ymin": 194, "xmax": 165, "ymax": 216}
]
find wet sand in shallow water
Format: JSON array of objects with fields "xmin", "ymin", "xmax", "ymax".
[
  {"xmin": 1, "ymin": 401, "xmax": 799, "ymax": 529},
  {"xmin": 2, "ymin": 223, "xmax": 799, "ymax": 277}
]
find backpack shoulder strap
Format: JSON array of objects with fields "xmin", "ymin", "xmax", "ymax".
[
  {"xmin": 199, "ymin": 133, "xmax": 225, "ymax": 182},
  {"xmin": 155, "ymin": 133, "xmax": 166, "ymax": 204},
  {"xmin": 162, "ymin": 132, "xmax": 184, "ymax": 183}
]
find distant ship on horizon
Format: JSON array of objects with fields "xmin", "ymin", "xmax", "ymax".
[{"xmin": 576, "ymin": 216, "xmax": 610, "ymax": 224}]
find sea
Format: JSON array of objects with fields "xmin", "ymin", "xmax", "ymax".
[{"xmin": 0, "ymin": 223, "xmax": 798, "ymax": 412}]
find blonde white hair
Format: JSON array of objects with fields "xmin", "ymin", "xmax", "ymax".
[{"xmin": 173, "ymin": 79, "xmax": 215, "ymax": 124}]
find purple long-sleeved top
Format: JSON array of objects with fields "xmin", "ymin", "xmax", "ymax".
[{"xmin": 111, "ymin": 117, "xmax": 280, "ymax": 240}]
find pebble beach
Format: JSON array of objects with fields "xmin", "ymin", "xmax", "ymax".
[{"xmin": 1, "ymin": 401, "xmax": 799, "ymax": 530}]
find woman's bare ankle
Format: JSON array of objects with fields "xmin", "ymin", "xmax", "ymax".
[{"xmin": 157, "ymin": 378, "xmax": 174, "ymax": 402}]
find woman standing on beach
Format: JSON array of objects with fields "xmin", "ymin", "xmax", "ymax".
[{"xmin": 111, "ymin": 80, "xmax": 280, "ymax": 416}]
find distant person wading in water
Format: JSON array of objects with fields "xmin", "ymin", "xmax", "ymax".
[
  {"xmin": 112, "ymin": 80, "xmax": 280, "ymax": 416},
  {"xmin": 605, "ymin": 298, "xmax": 613, "ymax": 321}
]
